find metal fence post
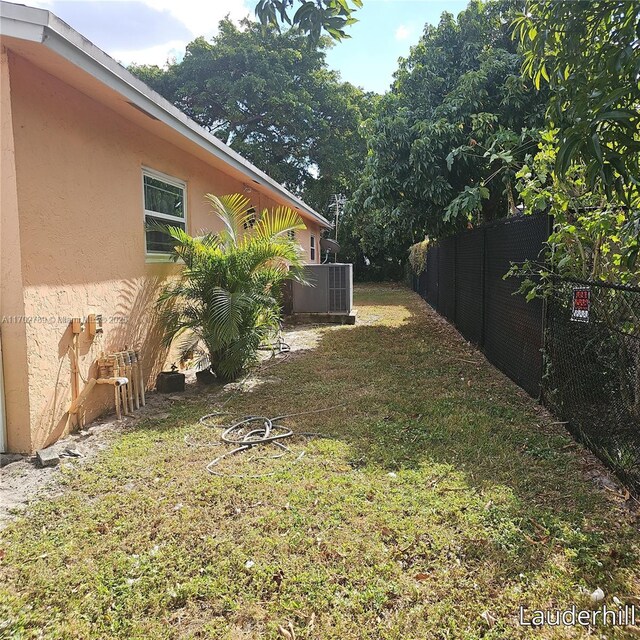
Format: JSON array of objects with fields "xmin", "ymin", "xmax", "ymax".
[
  {"xmin": 480, "ymin": 226, "xmax": 486, "ymax": 349},
  {"xmin": 540, "ymin": 214, "xmax": 554, "ymax": 401},
  {"xmin": 453, "ymin": 236, "xmax": 457, "ymax": 325}
]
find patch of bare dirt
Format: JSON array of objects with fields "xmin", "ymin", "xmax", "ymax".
[{"xmin": 0, "ymin": 319, "xmax": 352, "ymax": 529}]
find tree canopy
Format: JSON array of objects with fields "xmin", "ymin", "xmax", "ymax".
[
  {"xmin": 130, "ymin": 0, "xmax": 639, "ymax": 282},
  {"xmin": 254, "ymin": 0, "xmax": 361, "ymax": 41},
  {"xmin": 514, "ymin": 1, "xmax": 640, "ymax": 207},
  {"xmin": 338, "ymin": 0, "xmax": 638, "ymax": 282},
  {"xmin": 511, "ymin": 0, "xmax": 640, "ymax": 281},
  {"xmin": 342, "ymin": 0, "xmax": 547, "ymax": 273},
  {"xmin": 130, "ymin": 19, "xmax": 373, "ymax": 213}
]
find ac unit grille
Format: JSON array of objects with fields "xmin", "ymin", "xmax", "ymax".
[
  {"xmin": 329, "ymin": 265, "xmax": 348, "ymax": 312},
  {"xmin": 291, "ymin": 263, "xmax": 352, "ymax": 314}
]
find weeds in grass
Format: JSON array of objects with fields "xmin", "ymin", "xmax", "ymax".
[{"xmin": 0, "ymin": 285, "xmax": 638, "ymax": 639}]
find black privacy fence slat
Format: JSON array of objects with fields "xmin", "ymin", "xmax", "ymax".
[
  {"xmin": 426, "ymin": 246, "xmax": 439, "ymax": 309},
  {"xmin": 438, "ymin": 236, "xmax": 456, "ymax": 322},
  {"xmin": 483, "ymin": 216, "xmax": 548, "ymax": 397},
  {"xmin": 545, "ymin": 279, "xmax": 640, "ymax": 492},
  {"xmin": 416, "ymin": 270, "xmax": 428, "ymax": 299},
  {"xmin": 455, "ymin": 228, "xmax": 484, "ymax": 345},
  {"xmin": 413, "ymin": 214, "xmax": 548, "ymax": 398},
  {"xmin": 411, "ymin": 214, "xmax": 640, "ymax": 494}
]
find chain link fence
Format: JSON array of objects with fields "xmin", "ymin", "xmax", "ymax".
[
  {"xmin": 545, "ymin": 279, "xmax": 640, "ymax": 492},
  {"xmin": 411, "ymin": 217, "xmax": 640, "ymax": 494}
]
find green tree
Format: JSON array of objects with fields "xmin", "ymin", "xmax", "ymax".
[
  {"xmin": 344, "ymin": 0, "xmax": 547, "ymax": 271},
  {"xmin": 254, "ymin": 0, "xmax": 361, "ymax": 41},
  {"xmin": 157, "ymin": 194, "xmax": 306, "ymax": 381},
  {"xmin": 514, "ymin": 1, "xmax": 640, "ymax": 206},
  {"xmin": 130, "ymin": 19, "xmax": 372, "ymax": 214},
  {"xmin": 510, "ymin": 1, "xmax": 639, "ymax": 285},
  {"xmin": 516, "ymin": 129, "xmax": 638, "ymax": 284}
]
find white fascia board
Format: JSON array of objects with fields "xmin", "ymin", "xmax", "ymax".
[
  {"xmin": 0, "ymin": 1, "xmax": 332, "ymax": 229},
  {"xmin": 0, "ymin": 1, "xmax": 47, "ymax": 26},
  {"xmin": 0, "ymin": 1, "xmax": 45, "ymax": 42}
]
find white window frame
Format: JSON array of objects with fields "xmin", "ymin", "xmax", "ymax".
[
  {"xmin": 310, "ymin": 234, "xmax": 316, "ymax": 261},
  {"xmin": 142, "ymin": 167, "xmax": 187, "ymax": 262}
]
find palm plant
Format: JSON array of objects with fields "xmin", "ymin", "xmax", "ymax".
[{"xmin": 156, "ymin": 193, "xmax": 307, "ymax": 381}]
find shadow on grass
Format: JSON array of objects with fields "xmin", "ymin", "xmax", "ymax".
[
  {"xmin": 5, "ymin": 284, "xmax": 636, "ymax": 639},
  {"xmin": 165, "ymin": 284, "xmax": 637, "ymax": 590}
]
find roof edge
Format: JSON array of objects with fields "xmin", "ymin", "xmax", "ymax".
[{"xmin": 0, "ymin": 1, "xmax": 332, "ymax": 228}]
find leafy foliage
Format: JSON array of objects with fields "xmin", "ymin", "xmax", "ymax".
[
  {"xmin": 156, "ymin": 194, "xmax": 306, "ymax": 381},
  {"xmin": 509, "ymin": 0, "xmax": 640, "ymax": 289},
  {"xmin": 343, "ymin": 0, "xmax": 547, "ymax": 271},
  {"xmin": 513, "ymin": 1, "xmax": 640, "ymax": 206},
  {"xmin": 254, "ymin": 0, "xmax": 361, "ymax": 42},
  {"xmin": 130, "ymin": 20, "xmax": 373, "ymax": 213},
  {"xmin": 408, "ymin": 238, "xmax": 430, "ymax": 275},
  {"xmin": 514, "ymin": 129, "xmax": 639, "ymax": 286}
]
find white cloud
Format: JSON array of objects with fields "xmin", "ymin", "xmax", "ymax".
[
  {"xmin": 139, "ymin": 0, "xmax": 250, "ymax": 37},
  {"xmin": 123, "ymin": 0, "xmax": 252, "ymax": 66},
  {"xmin": 29, "ymin": 0, "xmax": 252, "ymax": 67},
  {"xmin": 394, "ymin": 24, "xmax": 412, "ymax": 41},
  {"xmin": 110, "ymin": 39, "xmax": 189, "ymax": 66}
]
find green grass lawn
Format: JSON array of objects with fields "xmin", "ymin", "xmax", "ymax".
[{"xmin": 1, "ymin": 285, "xmax": 639, "ymax": 639}]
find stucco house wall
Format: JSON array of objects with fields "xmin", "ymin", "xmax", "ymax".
[{"xmin": 0, "ymin": 33, "xmax": 326, "ymax": 453}]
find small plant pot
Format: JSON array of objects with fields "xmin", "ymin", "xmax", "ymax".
[
  {"xmin": 156, "ymin": 370, "xmax": 185, "ymax": 393},
  {"xmin": 195, "ymin": 368, "xmax": 217, "ymax": 385}
]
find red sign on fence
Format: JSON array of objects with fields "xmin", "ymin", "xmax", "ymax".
[{"xmin": 571, "ymin": 287, "xmax": 590, "ymax": 323}]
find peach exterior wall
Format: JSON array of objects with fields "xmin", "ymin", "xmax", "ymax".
[
  {"xmin": 1, "ymin": 49, "xmax": 32, "ymax": 452},
  {"xmin": 3, "ymin": 51, "xmax": 322, "ymax": 453}
]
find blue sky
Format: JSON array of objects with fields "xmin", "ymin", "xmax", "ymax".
[
  {"xmin": 325, "ymin": 0, "xmax": 468, "ymax": 93},
  {"xmin": 27, "ymin": 0, "xmax": 469, "ymax": 94}
]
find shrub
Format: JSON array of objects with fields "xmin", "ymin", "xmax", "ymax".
[{"xmin": 156, "ymin": 193, "xmax": 306, "ymax": 381}]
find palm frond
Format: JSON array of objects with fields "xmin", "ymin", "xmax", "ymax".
[
  {"xmin": 205, "ymin": 288, "xmax": 250, "ymax": 345},
  {"xmin": 252, "ymin": 206, "xmax": 306, "ymax": 240},
  {"xmin": 244, "ymin": 241, "xmax": 298, "ymax": 273},
  {"xmin": 147, "ymin": 220, "xmax": 221, "ymax": 266},
  {"xmin": 204, "ymin": 193, "xmax": 254, "ymax": 248}
]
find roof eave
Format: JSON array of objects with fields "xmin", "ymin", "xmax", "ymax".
[{"xmin": 0, "ymin": 1, "xmax": 332, "ymax": 229}]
